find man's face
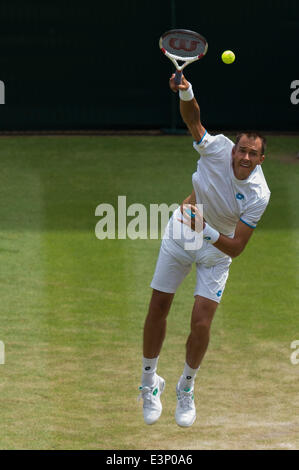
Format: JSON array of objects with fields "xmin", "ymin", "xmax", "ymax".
[{"xmin": 232, "ymin": 135, "xmax": 265, "ymax": 180}]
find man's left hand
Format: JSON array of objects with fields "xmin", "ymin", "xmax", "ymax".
[{"xmin": 177, "ymin": 204, "xmax": 205, "ymax": 232}]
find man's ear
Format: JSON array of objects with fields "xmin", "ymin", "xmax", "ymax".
[
  {"xmin": 259, "ymin": 154, "xmax": 265, "ymax": 165},
  {"xmin": 232, "ymin": 145, "xmax": 236, "ymax": 156}
]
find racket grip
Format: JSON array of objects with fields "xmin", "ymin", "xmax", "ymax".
[{"xmin": 174, "ymin": 70, "xmax": 182, "ymax": 85}]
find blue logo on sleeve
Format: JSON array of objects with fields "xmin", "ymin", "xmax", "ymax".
[
  {"xmin": 236, "ymin": 193, "xmax": 245, "ymax": 200},
  {"xmin": 216, "ymin": 290, "xmax": 222, "ymax": 297}
]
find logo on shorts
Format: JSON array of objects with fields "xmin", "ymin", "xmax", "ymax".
[
  {"xmin": 203, "ymin": 236, "xmax": 211, "ymax": 240},
  {"xmin": 216, "ymin": 290, "xmax": 222, "ymax": 297},
  {"xmin": 236, "ymin": 193, "xmax": 245, "ymax": 200}
]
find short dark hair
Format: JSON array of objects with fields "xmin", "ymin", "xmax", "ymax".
[{"xmin": 235, "ymin": 132, "xmax": 266, "ymax": 155}]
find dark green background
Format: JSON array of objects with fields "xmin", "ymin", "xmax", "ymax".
[{"xmin": 0, "ymin": 0, "xmax": 298, "ymax": 131}]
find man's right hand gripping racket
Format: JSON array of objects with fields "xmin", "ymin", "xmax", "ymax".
[{"xmin": 159, "ymin": 29, "xmax": 208, "ymax": 85}]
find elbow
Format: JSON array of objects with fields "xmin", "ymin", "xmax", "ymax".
[
  {"xmin": 182, "ymin": 117, "xmax": 197, "ymax": 131},
  {"xmin": 213, "ymin": 235, "xmax": 247, "ymax": 258},
  {"xmin": 230, "ymin": 251, "xmax": 240, "ymax": 259}
]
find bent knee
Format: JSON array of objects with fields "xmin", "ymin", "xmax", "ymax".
[
  {"xmin": 191, "ymin": 318, "xmax": 212, "ymax": 337},
  {"xmin": 149, "ymin": 290, "xmax": 174, "ymax": 316}
]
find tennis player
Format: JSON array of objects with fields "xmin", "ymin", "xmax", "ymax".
[{"xmin": 139, "ymin": 73, "xmax": 271, "ymax": 427}]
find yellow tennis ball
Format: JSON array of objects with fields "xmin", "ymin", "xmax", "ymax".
[{"xmin": 221, "ymin": 50, "xmax": 235, "ymax": 64}]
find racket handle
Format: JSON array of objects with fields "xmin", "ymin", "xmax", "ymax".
[{"xmin": 174, "ymin": 70, "xmax": 182, "ymax": 85}]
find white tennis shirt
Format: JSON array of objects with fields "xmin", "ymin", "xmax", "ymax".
[{"xmin": 192, "ymin": 132, "xmax": 271, "ymax": 237}]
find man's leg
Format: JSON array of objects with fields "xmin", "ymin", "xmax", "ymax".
[
  {"xmin": 143, "ymin": 289, "xmax": 175, "ymax": 359},
  {"xmin": 175, "ymin": 295, "xmax": 218, "ymax": 427},
  {"xmin": 142, "ymin": 289, "xmax": 174, "ymax": 389},
  {"xmin": 140, "ymin": 226, "xmax": 193, "ymax": 424},
  {"xmin": 139, "ymin": 289, "xmax": 174, "ymax": 425},
  {"xmin": 186, "ymin": 295, "xmax": 218, "ymax": 369}
]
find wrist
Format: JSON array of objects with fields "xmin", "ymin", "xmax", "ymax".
[
  {"xmin": 179, "ymin": 83, "xmax": 194, "ymax": 101},
  {"xmin": 203, "ymin": 223, "xmax": 220, "ymax": 244}
]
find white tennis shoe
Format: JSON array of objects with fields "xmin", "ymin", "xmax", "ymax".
[
  {"xmin": 138, "ymin": 375, "xmax": 165, "ymax": 425},
  {"xmin": 175, "ymin": 385, "xmax": 196, "ymax": 427}
]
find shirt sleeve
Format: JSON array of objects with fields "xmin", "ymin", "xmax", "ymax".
[
  {"xmin": 240, "ymin": 195, "xmax": 270, "ymax": 229},
  {"xmin": 193, "ymin": 132, "xmax": 234, "ymax": 159}
]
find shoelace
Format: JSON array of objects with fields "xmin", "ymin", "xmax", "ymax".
[
  {"xmin": 138, "ymin": 385, "xmax": 159, "ymax": 409},
  {"xmin": 177, "ymin": 390, "xmax": 194, "ymax": 410}
]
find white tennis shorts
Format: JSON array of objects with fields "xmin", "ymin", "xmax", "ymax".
[{"xmin": 150, "ymin": 208, "xmax": 232, "ymax": 303}]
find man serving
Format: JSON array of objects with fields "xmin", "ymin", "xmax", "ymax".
[{"xmin": 139, "ymin": 74, "xmax": 270, "ymax": 427}]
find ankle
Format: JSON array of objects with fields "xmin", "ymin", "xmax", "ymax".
[
  {"xmin": 142, "ymin": 356, "xmax": 159, "ymax": 388},
  {"xmin": 178, "ymin": 362, "xmax": 200, "ymax": 391}
]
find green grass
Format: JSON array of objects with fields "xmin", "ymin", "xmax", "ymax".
[{"xmin": 0, "ymin": 135, "xmax": 298, "ymax": 449}]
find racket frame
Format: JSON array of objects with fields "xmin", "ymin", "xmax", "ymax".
[{"xmin": 159, "ymin": 29, "xmax": 208, "ymax": 85}]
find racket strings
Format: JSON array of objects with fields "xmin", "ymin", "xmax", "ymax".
[{"xmin": 161, "ymin": 31, "xmax": 207, "ymax": 59}]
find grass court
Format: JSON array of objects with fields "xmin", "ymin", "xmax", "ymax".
[{"xmin": 0, "ymin": 134, "xmax": 298, "ymax": 449}]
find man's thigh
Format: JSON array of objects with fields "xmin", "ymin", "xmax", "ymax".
[
  {"xmin": 194, "ymin": 259, "xmax": 231, "ymax": 303},
  {"xmin": 150, "ymin": 239, "xmax": 193, "ymax": 294}
]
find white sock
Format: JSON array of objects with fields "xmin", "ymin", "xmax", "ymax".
[
  {"xmin": 142, "ymin": 356, "xmax": 159, "ymax": 388},
  {"xmin": 178, "ymin": 362, "xmax": 200, "ymax": 391}
]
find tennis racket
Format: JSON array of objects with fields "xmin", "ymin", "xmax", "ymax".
[{"xmin": 159, "ymin": 29, "xmax": 208, "ymax": 85}]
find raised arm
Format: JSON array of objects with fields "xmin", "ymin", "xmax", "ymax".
[{"xmin": 169, "ymin": 73, "xmax": 206, "ymax": 142}]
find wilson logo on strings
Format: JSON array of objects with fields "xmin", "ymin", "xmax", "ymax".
[{"xmin": 168, "ymin": 38, "xmax": 200, "ymax": 52}]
